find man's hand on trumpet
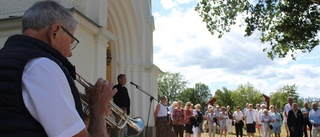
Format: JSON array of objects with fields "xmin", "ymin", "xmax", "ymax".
[
  {"xmin": 84, "ymin": 78, "xmax": 117, "ymax": 137},
  {"xmin": 87, "ymin": 78, "xmax": 118, "ymax": 117}
]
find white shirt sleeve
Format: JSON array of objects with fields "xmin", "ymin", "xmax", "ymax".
[
  {"xmin": 22, "ymin": 57, "xmax": 85, "ymax": 137},
  {"xmin": 193, "ymin": 109, "xmax": 198, "ymax": 115}
]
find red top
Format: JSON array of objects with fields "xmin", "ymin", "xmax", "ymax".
[
  {"xmin": 184, "ymin": 109, "xmax": 193, "ymax": 124},
  {"xmin": 172, "ymin": 108, "xmax": 184, "ymax": 125}
]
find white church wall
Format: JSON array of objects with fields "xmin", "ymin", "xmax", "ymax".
[
  {"xmin": 0, "ymin": 0, "xmax": 74, "ymax": 19},
  {"xmin": 0, "ymin": 18, "xmax": 21, "ymax": 48},
  {"xmin": 106, "ymin": 1, "xmax": 159, "ymax": 130},
  {"xmin": 0, "ymin": 0, "xmax": 160, "ymax": 136}
]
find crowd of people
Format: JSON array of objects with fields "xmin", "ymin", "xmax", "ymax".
[
  {"xmin": 154, "ymin": 96, "xmax": 320, "ymax": 137},
  {"xmin": 154, "ymin": 96, "xmax": 205, "ymax": 137}
]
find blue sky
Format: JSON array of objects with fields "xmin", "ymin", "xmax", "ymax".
[{"xmin": 152, "ymin": 0, "xmax": 320, "ymax": 98}]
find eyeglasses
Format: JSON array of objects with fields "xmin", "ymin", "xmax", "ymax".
[{"xmin": 61, "ymin": 26, "xmax": 79, "ymax": 50}]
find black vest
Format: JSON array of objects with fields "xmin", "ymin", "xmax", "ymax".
[{"xmin": 0, "ymin": 35, "xmax": 83, "ymax": 136}]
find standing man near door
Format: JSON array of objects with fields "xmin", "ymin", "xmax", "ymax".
[{"xmin": 111, "ymin": 74, "xmax": 131, "ymax": 137}]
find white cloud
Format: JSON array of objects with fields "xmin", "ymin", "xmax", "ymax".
[
  {"xmin": 176, "ymin": 0, "xmax": 192, "ymax": 4},
  {"xmin": 153, "ymin": 1, "xmax": 320, "ymax": 99},
  {"xmin": 160, "ymin": 0, "xmax": 178, "ymax": 9}
]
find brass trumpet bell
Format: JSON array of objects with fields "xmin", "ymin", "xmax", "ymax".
[{"xmin": 75, "ymin": 72, "xmax": 144, "ymax": 136}]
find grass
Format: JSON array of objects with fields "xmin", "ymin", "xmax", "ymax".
[{"xmin": 200, "ymin": 123, "xmax": 291, "ymax": 137}]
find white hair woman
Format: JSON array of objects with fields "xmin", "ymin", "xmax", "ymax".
[
  {"xmin": 260, "ymin": 109, "xmax": 272, "ymax": 137},
  {"xmin": 207, "ymin": 107, "xmax": 217, "ymax": 137}
]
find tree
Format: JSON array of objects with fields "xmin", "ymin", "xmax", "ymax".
[
  {"xmin": 195, "ymin": 0, "xmax": 320, "ymax": 59},
  {"xmin": 270, "ymin": 84, "xmax": 300, "ymax": 109},
  {"xmin": 178, "ymin": 83, "xmax": 212, "ymax": 111},
  {"xmin": 280, "ymin": 84, "xmax": 299, "ymax": 102},
  {"xmin": 214, "ymin": 87, "xmax": 235, "ymax": 110},
  {"xmin": 269, "ymin": 91, "xmax": 288, "ymax": 110},
  {"xmin": 194, "ymin": 83, "xmax": 212, "ymax": 111},
  {"xmin": 178, "ymin": 88, "xmax": 196, "ymax": 106},
  {"xmin": 232, "ymin": 83, "xmax": 264, "ymax": 109},
  {"xmin": 157, "ymin": 72, "xmax": 187, "ymax": 104}
]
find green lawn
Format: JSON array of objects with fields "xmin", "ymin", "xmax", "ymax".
[{"xmin": 200, "ymin": 123, "xmax": 290, "ymax": 137}]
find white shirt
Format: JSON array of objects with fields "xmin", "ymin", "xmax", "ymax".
[
  {"xmin": 257, "ymin": 108, "xmax": 269, "ymax": 123},
  {"xmin": 220, "ymin": 112, "xmax": 229, "ymax": 120},
  {"xmin": 214, "ymin": 109, "xmax": 221, "ymax": 117},
  {"xmin": 254, "ymin": 108, "xmax": 260, "ymax": 117},
  {"xmin": 260, "ymin": 114, "xmax": 272, "ymax": 126},
  {"xmin": 256, "ymin": 109, "xmax": 263, "ymax": 123},
  {"xmin": 193, "ymin": 109, "xmax": 198, "ymax": 116},
  {"xmin": 157, "ymin": 103, "xmax": 167, "ymax": 117},
  {"xmin": 22, "ymin": 58, "xmax": 85, "ymax": 137},
  {"xmin": 309, "ymin": 108, "xmax": 320, "ymax": 124},
  {"xmin": 168, "ymin": 106, "xmax": 174, "ymax": 118},
  {"xmin": 193, "ymin": 109, "xmax": 200, "ymax": 128},
  {"xmin": 283, "ymin": 103, "xmax": 292, "ymax": 122},
  {"xmin": 168, "ymin": 106, "xmax": 174, "ymax": 114},
  {"xmin": 207, "ymin": 112, "xmax": 216, "ymax": 124},
  {"xmin": 245, "ymin": 110, "xmax": 256, "ymax": 124},
  {"xmin": 233, "ymin": 111, "xmax": 243, "ymax": 121}
]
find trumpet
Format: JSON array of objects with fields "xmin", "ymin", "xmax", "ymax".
[{"xmin": 75, "ymin": 72, "xmax": 144, "ymax": 136}]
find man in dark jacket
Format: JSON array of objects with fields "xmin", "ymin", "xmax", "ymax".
[
  {"xmin": 111, "ymin": 74, "xmax": 131, "ymax": 137},
  {"xmin": 113, "ymin": 74, "xmax": 131, "ymax": 115},
  {"xmin": 287, "ymin": 103, "xmax": 304, "ymax": 137}
]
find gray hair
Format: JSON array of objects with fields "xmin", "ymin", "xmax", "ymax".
[
  {"xmin": 312, "ymin": 102, "xmax": 318, "ymax": 106},
  {"xmin": 22, "ymin": 1, "xmax": 78, "ymax": 32},
  {"xmin": 263, "ymin": 109, "xmax": 268, "ymax": 114}
]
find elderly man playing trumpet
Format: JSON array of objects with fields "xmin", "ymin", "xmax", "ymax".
[{"xmin": 0, "ymin": 1, "xmax": 117, "ymax": 137}]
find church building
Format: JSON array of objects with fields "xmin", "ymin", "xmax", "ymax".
[{"xmin": 0, "ymin": 0, "xmax": 160, "ymax": 136}]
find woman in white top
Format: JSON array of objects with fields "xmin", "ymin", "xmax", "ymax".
[
  {"xmin": 154, "ymin": 96, "xmax": 176, "ymax": 137},
  {"xmin": 207, "ymin": 107, "xmax": 216, "ymax": 137},
  {"xmin": 244, "ymin": 104, "xmax": 257, "ymax": 137},
  {"xmin": 233, "ymin": 106, "xmax": 244, "ymax": 137},
  {"xmin": 260, "ymin": 109, "xmax": 272, "ymax": 137}
]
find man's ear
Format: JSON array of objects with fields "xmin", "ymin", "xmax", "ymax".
[{"xmin": 48, "ymin": 23, "xmax": 61, "ymax": 46}]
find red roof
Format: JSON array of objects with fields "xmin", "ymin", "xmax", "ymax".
[
  {"xmin": 262, "ymin": 94, "xmax": 270, "ymax": 99},
  {"xmin": 205, "ymin": 97, "xmax": 216, "ymax": 106}
]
